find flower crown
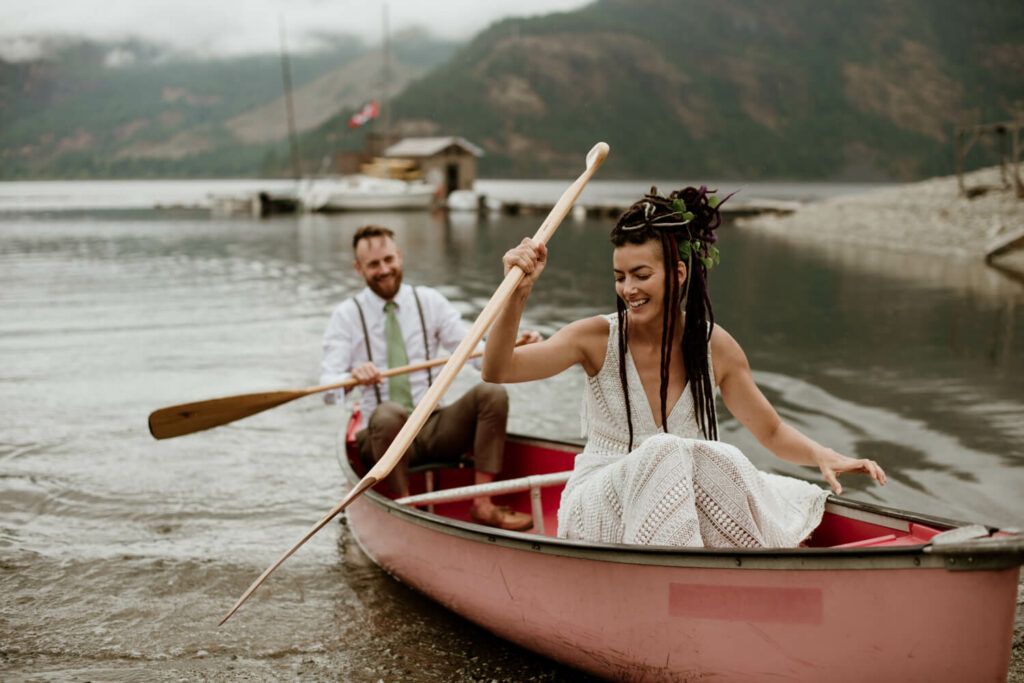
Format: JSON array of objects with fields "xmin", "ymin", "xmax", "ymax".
[{"xmin": 617, "ymin": 185, "xmax": 734, "ymax": 270}]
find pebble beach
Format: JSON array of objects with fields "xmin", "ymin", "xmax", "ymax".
[{"xmin": 737, "ymin": 166, "xmax": 1024, "ymax": 265}]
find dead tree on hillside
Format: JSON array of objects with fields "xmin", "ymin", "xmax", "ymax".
[{"xmin": 955, "ymin": 120, "xmax": 1023, "ymax": 199}]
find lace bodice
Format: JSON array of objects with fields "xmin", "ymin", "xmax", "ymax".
[{"xmin": 581, "ymin": 313, "xmax": 711, "ymax": 456}]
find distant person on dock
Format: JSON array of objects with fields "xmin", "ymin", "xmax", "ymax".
[
  {"xmin": 320, "ymin": 224, "xmax": 540, "ymax": 531},
  {"xmin": 483, "ymin": 187, "xmax": 887, "ymax": 547}
]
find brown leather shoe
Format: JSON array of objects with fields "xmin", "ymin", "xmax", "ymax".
[{"xmin": 470, "ymin": 505, "xmax": 533, "ymax": 531}]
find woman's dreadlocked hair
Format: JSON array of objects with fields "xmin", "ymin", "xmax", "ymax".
[{"xmin": 610, "ymin": 185, "xmax": 732, "ymax": 447}]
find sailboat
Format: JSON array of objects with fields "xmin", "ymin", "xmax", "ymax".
[
  {"xmin": 297, "ymin": 6, "xmax": 436, "ymax": 212},
  {"xmin": 297, "ymin": 173, "xmax": 434, "ymax": 211}
]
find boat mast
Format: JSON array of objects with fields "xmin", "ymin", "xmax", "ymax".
[
  {"xmin": 381, "ymin": 3, "xmax": 391, "ymax": 148},
  {"xmin": 278, "ymin": 16, "xmax": 302, "ymax": 180}
]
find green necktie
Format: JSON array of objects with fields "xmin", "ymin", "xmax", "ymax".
[{"xmin": 384, "ymin": 301, "xmax": 414, "ymax": 412}]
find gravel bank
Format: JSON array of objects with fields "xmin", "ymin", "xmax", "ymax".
[
  {"xmin": 737, "ymin": 166, "xmax": 1024, "ymax": 268},
  {"xmin": 1014, "ymin": 581, "xmax": 1024, "ymax": 683}
]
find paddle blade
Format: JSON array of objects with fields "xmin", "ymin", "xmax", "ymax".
[{"xmin": 148, "ymin": 390, "xmax": 308, "ymax": 440}]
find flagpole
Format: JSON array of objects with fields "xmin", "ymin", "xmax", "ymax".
[
  {"xmin": 382, "ymin": 3, "xmax": 391, "ymax": 148},
  {"xmin": 278, "ymin": 16, "xmax": 302, "ymax": 180}
]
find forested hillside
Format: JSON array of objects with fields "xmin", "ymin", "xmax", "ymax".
[
  {"xmin": 2, "ymin": 0, "xmax": 1022, "ymax": 180},
  {"xmin": 388, "ymin": 0, "xmax": 1024, "ymax": 179}
]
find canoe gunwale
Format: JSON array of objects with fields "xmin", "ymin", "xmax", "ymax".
[{"xmin": 925, "ymin": 533, "xmax": 1024, "ymax": 571}]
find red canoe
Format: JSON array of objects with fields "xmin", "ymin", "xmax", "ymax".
[{"xmin": 339, "ymin": 408, "xmax": 1022, "ymax": 682}]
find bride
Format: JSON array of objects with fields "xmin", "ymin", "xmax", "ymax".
[{"xmin": 482, "ymin": 186, "xmax": 886, "ymax": 547}]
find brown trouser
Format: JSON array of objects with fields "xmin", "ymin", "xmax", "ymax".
[{"xmin": 357, "ymin": 382, "xmax": 509, "ymax": 495}]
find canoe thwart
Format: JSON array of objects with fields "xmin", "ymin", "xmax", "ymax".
[{"xmin": 396, "ymin": 471, "xmax": 572, "ymax": 507}]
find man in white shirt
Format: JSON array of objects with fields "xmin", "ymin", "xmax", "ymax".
[{"xmin": 321, "ymin": 225, "xmax": 538, "ymax": 531}]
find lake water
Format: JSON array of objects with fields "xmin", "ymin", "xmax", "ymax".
[{"xmin": 1, "ymin": 179, "xmax": 1021, "ymax": 681}]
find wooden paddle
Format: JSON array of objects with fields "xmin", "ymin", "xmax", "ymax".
[
  {"xmin": 218, "ymin": 141, "xmax": 609, "ymax": 626},
  {"xmin": 148, "ymin": 351, "xmax": 487, "ymax": 440}
]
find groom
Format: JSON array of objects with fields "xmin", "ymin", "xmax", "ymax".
[{"xmin": 320, "ymin": 224, "xmax": 539, "ymax": 531}]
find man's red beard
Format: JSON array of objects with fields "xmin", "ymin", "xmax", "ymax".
[{"xmin": 368, "ymin": 270, "xmax": 402, "ymax": 300}]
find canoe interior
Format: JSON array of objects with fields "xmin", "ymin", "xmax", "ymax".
[{"xmin": 343, "ymin": 410, "xmax": 951, "ymax": 549}]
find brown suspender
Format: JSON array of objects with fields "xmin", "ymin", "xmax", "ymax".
[
  {"xmin": 410, "ymin": 287, "xmax": 434, "ymax": 386},
  {"xmin": 351, "ymin": 296, "xmax": 382, "ymax": 405}
]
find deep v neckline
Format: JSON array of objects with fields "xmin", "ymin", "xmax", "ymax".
[{"xmin": 623, "ymin": 348, "xmax": 690, "ymax": 430}]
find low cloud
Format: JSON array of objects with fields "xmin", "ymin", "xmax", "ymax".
[{"xmin": 0, "ymin": 0, "xmax": 592, "ymax": 60}]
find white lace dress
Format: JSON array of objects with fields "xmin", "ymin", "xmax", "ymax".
[{"xmin": 557, "ymin": 314, "xmax": 829, "ymax": 547}]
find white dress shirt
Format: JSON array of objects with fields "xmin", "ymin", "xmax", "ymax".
[{"xmin": 320, "ymin": 284, "xmax": 482, "ymax": 413}]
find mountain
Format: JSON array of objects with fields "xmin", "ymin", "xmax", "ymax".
[
  {"xmin": 388, "ymin": 0, "xmax": 1024, "ymax": 180},
  {"xmin": 2, "ymin": 2, "xmax": 1022, "ymax": 181},
  {"xmin": 0, "ymin": 33, "xmax": 459, "ymax": 179}
]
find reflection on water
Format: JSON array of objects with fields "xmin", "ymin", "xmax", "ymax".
[
  {"xmin": 0, "ymin": 201, "xmax": 1022, "ymax": 680},
  {"xmin": 737, "ymin": 223, "xmax": 1024, "ymax": 302}
]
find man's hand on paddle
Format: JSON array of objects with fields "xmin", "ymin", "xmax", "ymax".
[
  {"xmin": 351, "ymin": 361, "xmax": 384, "ymax": 386},
  {"xmin": 503, "ymin": 238, "xmax": 547, "ymax": 293}
]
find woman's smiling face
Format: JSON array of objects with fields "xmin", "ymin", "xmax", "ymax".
[
  {"xmin": 613, "ymin": 240, "xmax": 663, "ymax": 324},
  {"xmin": 613, "ymin": 239, "xmax": 686, "ymax": 325}
]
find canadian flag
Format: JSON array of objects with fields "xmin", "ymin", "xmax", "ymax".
[{"xmin": 348, "ymin": 99, "xmax": 380, "ymax": 128}]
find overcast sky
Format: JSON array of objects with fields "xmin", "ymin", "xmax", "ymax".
[{"xmin": 0, "ymin": 0, "xmax": 593, "ymax": 60}]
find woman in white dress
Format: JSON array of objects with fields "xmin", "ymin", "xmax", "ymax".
[{"xmin": 482, "ymin": 186, "xmax": 887, "ymax": 548}]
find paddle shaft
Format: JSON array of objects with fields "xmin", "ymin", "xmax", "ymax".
[
  {"xmin": 311, "ymin": 337, "xmax": 534, "ymax": 395},
  {"xmin": 218, "ymin": 141, "xmax": 609, "ymax": 626},
  {"xmin": 303, "ymin": 351, "xmax": 485, "ymax": 396}
]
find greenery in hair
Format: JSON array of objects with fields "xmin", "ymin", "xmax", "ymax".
[{"xmin": 671, "ymin": 196, "xmax": 722, "ymax": 271}]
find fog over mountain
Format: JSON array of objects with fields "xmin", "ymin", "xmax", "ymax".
[{"xmin": 0, "ymin": 0, "xmax": 592, "ymax": 59}]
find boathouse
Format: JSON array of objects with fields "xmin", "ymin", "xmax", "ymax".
[{"xmin": 383, "ymin": 136, "xmax": 483, "ymax": 196}]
